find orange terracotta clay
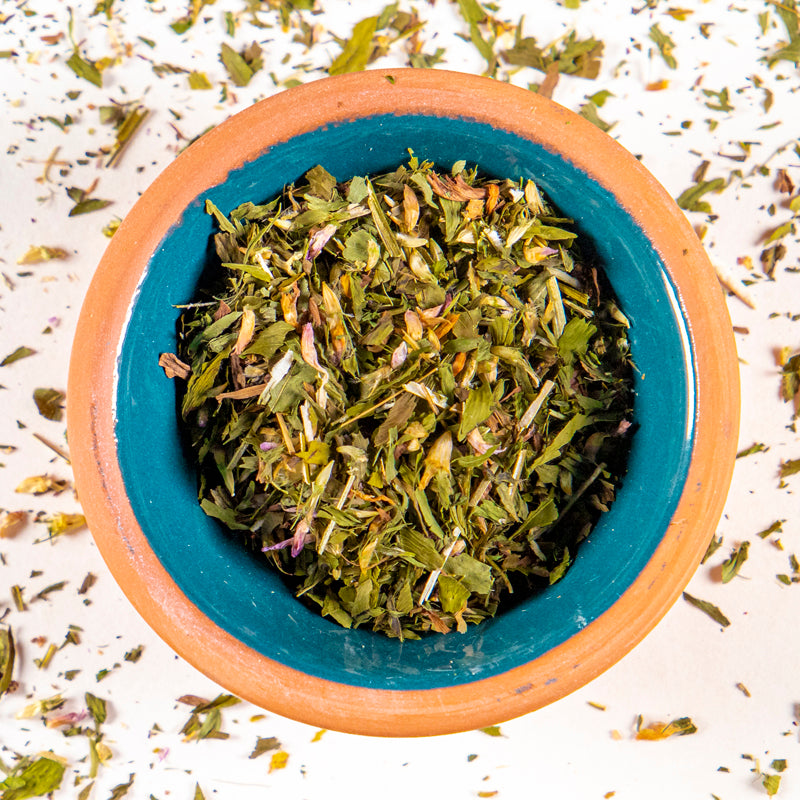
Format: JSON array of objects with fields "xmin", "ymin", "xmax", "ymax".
[{"xmin": 68, "ymin": 70, "xmax": 739, "ymax": 737}]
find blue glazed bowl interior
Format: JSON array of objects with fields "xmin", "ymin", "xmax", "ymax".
[{"xmin": 115, "ymin": 113, "xmax": 694, "ymax": 691}]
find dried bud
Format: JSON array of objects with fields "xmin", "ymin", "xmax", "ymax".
[
  {"xmin": 404, "ymin": 310, "xmax": 423, "ymax": 341},
  {"xmin": 391, "ymin": 340, "xmax": 408, "ymax": 369},
  {"xmin": 402, "ymin": 184, "xmax": 420, "ymax": 232},
  {"xmin": 419, "ymin": 431, "xmax": 453, "ymax": 490},
  {"xmin": 232, "ymin": 308, "xmax": 256, "ymax": 355}
]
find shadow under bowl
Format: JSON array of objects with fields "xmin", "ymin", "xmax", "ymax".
[{"xmin": 68, "ymin": 69, "xmax": 739, "ymax": 737}]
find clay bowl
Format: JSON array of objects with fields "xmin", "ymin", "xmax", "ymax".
[{"xmin": 68, "ymin": 69, "xmax": 739, "ymax": 737}]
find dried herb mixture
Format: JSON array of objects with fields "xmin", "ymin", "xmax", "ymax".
[{"xmin": 165, "ymin": 157, "xmax": 635, "ymax": 638}]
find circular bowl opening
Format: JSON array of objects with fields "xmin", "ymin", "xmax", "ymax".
[{"xmin": 68, "ymin": 70, "xmax": 739, "ymax": 737}]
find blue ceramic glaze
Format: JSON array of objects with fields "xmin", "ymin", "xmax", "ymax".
[{"xmin": 115, "ymin": 114, "xmax": 694, "ymax": 691}]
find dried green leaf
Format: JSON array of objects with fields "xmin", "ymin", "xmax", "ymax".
[
  {"xmin": 249, "ymin": 736, "xmax": 281, "ymax": 759},
  {"xmin": 702, "ymin": 534, "xmax": 723, "ymax": 564},
  {"xmin": 0, "ymin": 754, "xmax": 66, "ymax": 799},
  {"xmin": 649, "ymin": 23, "xmax": 677, "ymax": 68},
  {"xmin": 779, "ymin": 458, "xmax": 800, "ymax": 480},
  {"xmin": 0, "ymin": 627, "xmax": 15, "ymax": 698},
  {"xmin": 220, "ymin": 42, "xmax": 262, "ymax": 87},
  {"xmin": 682, "ymin": 591, "xmax": 731, "ymax": 627},
  {"xmin": 66, "ymin": 50, "xmax": 102, "ymax": 87},
  {"xmin": 736, "ymin": 442, "xmax": 768, "ymax": 458},
  {"xmin": 703, "ymin": 87, "xmax": 734, "ymax": 112},
  {"xmin": 579, "ymin": 101, "xmax": 614, "ymax": 132},
  {"xmin": 762, "ymin": 773, "xmax": 781, "ymax": 797},
  {"xmin": 676, "ymin": 178, "xmax": 727, "ymax": 213},
  {"xmin": 458, "ymin": 380, "xmax": 494, "ymax": 440},
  {"xmin": 77, "ymin": 781, "xmax": 94, "ymax": 800},
  {"xmin": 33, "ymin": 388, "xmax": 65, "ymax": 421},
  {"xmin": 85, "ymin": 692, "xmax": 107, "ymax": 726},
  {"xmin": 69, "ymin": 198, "xmax": 113, "ymax": 217},
  {"xmin": 721, "ymin": 541, "xmax": 749, "ymax": 583},
  {"xmin": 757, "ymin": 520, "xmax": 784, "ymax": 539},
  {"xmin": 17, "ymin": 245, "xmax": 68, "ymax": 264},
  {"xmin": 635, "ymin": 716, "xmax": 697, "ymax": 740},
  {"xmin": 329, "ymin": 16, "xmax": 378, "ymax": 75},
  {"xmin": 1, "ymin": 347, "xmax": 36, "ymax": 367},
  {"xmin": 123, "ymin": 644, "xmax": 144, "ymax": 662},
  {"xmin": 107, "ymin": 775, "xmax": 135, "ymax": 800}
]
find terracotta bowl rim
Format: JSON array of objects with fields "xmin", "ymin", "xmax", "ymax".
[{"xmin": 67, "ymin": 68, "xmax": 739, "ymax": 737}]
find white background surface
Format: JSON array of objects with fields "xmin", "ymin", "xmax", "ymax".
[{"xmin": 1, "ymin": 1, "xmax": 799, "ymax": 798}]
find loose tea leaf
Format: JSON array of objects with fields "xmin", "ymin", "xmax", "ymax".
[
  {"xmin": 0, "ymin": 627, "xmax": 15, "ymax": 698},
  {"xmin": 1, "ymin": 347, "xmax": 36, "ymax": 367},
  {"xmin": 0, "ymin": 753, "xmax": 66, "ymax": 798},
  {"xmin": 16, "ymin": 246, "xmax": 68, "ymax": 264},
  {"xmin": 33, "ymin": 388, "xmax": 65, "ymax": 421},
  {"xmin": 683, "ymin": 591, "xmax": 731, "ymax": 627},
  {"xmin": 170, "ymin": 159, "xmax": 635, "ymax": 638},
  {"xmin": 249, "ymin": 736, "xmax": 281, "ymax": 759},
  {"xmin": 635, "ymin": 716, "xmax": 697, "ymax": 740},
  {"xmin": 649, "ymin": 23, "xmax": 677, "ymax": 69},
  {"xmin": 328, "ymin": 16, "xmax": 378, "ymax": 75},
  {"xmin": 721, "ymin": 541, "xmax": 749, "ymax": 583}
]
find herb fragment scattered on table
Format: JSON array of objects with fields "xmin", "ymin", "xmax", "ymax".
[
  {"xmin": 268, "ymin": 751, "xmax": 289, "ymax": 773},
  {"xmin": 179, "ymin": 694, "xmax": 240, "ymax": 741},
  {"xmin": 106, "ymin": 774, "xmax": 135, "ymax": 799},
  {"xmin": 15, "ymin": 475, "xmax": 69, "ymax": 495},
  {"xmin": 635, "ymin": 715, "xmax": 697, "ymax": 740},
  {"xmin": 0, "ymin": 627, "xmax": 14, "ymax": 699},
  {"xmin": 0, "ymin": 753, "xmax": 67, "ymax": 799},
  {"xmin": 702, "ymin": 534, "xmax": 723, "ymax": 563},
  {"xmin": 99, "ymin": 101, "xmax": 150, "ymax": 168},
  {"xmin": 188, "ymin": 71, "xmax": 213, "ymax": 90},
  {"xmin": 33, "ymin": 388, "xmax": 65, "ymax": 421},
  {"xmin": 758, "ymin": 520, "xmax": 784, "ymax": 539},
  {"xmin": 38, "ymin": 513, "xmax": 87, "ymax": 540},
  {"xmin": 648, "ymin": 23, "xmax": 677, "ymax": 68},
  {"xmin": 736, "ymin": 442, "xmax": 768, "ymax": 458},
  {"xmin": 249, "ymin": 737, "xmax": 281, "ymax": 759},
  {"xmin": 503, "ymin": 28, "xmax": 604, "ymax": 79},
  {"xmin": 67, "ymin": 183, "xmax": 113, "ymax": 217},
  {"xmin": 328, "ymin": 16, "xmax": 379, "ymax": 75},
  {"xmin": 676, "ymin": 176, "xmax": 727, "ymax": 213},
  {"xmin": 169, "ymin": 159, "xmax": 635, "ymax": 638},
  {"xmin": 682, "ymin": 591, "xmax": 731, "ymax": 627},
  {"xmin": 220, "ymin": 42, "xmax": 263, "ymax": 87},
  {"xmin": 1, "ymin": 347, "xmax": 36, "ymax": 367},
  {"xmin": 0, "ymin": 512, "xmax": 26, "ymax": 539},
  {"xmin": 123, "ymin": 644, "xmax": 144, "ymax": 662},
  {"xmin": 779, "ymin": 458, "xmax": 800, "ymax": 484},
  {"xmin": 65, "ymin": 10, "xmax": 103, "ymax": 87},
  {"xmin": 16, "ymin": 246, "xmax": 68, "ymax": 265},
  {"xmin": 170, "ymin": 0, "xmax": 215, "ymax": 34},
  {"xmin": 720, "ymin": 541, "xmax": 749, "ymax": 583}
]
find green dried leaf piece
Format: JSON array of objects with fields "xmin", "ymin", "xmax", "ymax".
[
  {"xmin": 329, "ymin": 16, "xmax": 378, "ymax": 75},
  {"xmin": 1, "ymin": 347, "xmax": 36, "ymax": 367},
  {"xmin": 720, "ymin": 541, "xmax": 749, "ymax": 583},
  {"xmin": 683, "ymin": 591, "xmax": 731, "ymax": 627},
  {"xmin": 0, "ymin": 754, "xmax": 66, "ymax": 799},
  {"xmin": 0, "ymin": 627, "xmax": 15, "ymax": 698},
  {"xmin": 33, "ymin": 388, "xmax": 65, "ymax": 421},
  {"xmin": 649, "ymin": 23, "xmax": 677, "ymax": 69}
]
